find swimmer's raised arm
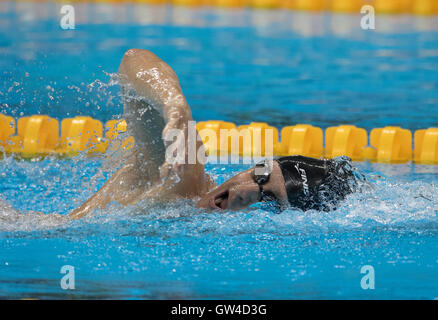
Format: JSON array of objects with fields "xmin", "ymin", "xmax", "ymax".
[
  {"xmin": 119, "ymin": 49, "xmax": 190, "ymax": 118},
  {"xmin": 68, "ymin": 159, "xmax": 145, "ymax": 220},
  {"xmin": 118, "ymin": 49, "xmax": 192, "ymax": 148},
  {"xmin": 69, "ymin": 49, "xmax": 214, "ymax": 219},
  {"xmin": 118, "ymin": 49, "xmax": 212, "ymax": 195}
]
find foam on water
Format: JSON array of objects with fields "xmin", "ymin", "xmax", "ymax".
[
  {"xmin": 1, "ymin": 158, "xmax": 437, "ymax": 238},
  {"xmin": 1, "ymin": 149, "xmax": 437, "ymax": 299},
  {"xmin": 1, "ymin": 3, "xmax": 438, "ymax": 298}
]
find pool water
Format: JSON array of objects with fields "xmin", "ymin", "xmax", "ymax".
[{"xmin": 1, "ymin": 2, "xmax": 438, "ymax": 299}]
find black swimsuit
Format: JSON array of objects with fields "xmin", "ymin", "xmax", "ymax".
[{"xmin": 276, "ymin": 155, "xmax": 358, "ymax": 211}]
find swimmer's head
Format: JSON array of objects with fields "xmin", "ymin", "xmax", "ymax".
[
  {"xmin": 195, "ymin": 160, "xmax": 288, "ymax": 211},
  {"xmin": 196, "ymin": 156, "xmax": 359, "ymax": 212}
]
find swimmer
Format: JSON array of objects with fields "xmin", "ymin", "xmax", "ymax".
[{"xmin": 64, "ymin": 49, "xmax": 357, "ymax": 219}]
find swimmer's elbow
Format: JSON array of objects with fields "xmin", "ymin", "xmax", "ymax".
[
  {"xmin": 122, "ymin": 48, "xmax": 154, "ymax": 60},
  {"xmin": 119, "ymin": 49, "xmax": 157, "ymax": 72}
]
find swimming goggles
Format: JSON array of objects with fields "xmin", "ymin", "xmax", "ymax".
[{"xmin": 252, "ymin": 159, "xmax": 276, "ymax": 202}]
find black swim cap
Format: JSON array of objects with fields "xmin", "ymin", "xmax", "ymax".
[{"xmin": 276, "ymin": 155, "xmax": 358, "ymax": 211}]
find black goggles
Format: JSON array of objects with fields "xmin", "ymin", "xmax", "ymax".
[{"xmin": 252, "ymin": 159, "xmax": 277, "ymax": 202}]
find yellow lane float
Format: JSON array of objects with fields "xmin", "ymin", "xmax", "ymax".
[
  {"xmin": 43, "ymin": 0, "xmax": 438, "ymax": 15},
  {"xmin": 58, "ymin": 116, "xmax": 105, "ymax": 155},
  {"xmin": 369, "ymin": 126, "xmax": 412, "ymax": 163},
  {"xmin": 412, "ymin": 0, "xmax": 438, "ymax": 15},
  {"xmin": 293, "ymin": 0, "xmax": 327, "ymax": 11},
  {"xmin": 172, "ymin": 0, "xmax": 205, "ymax": 6},
  {"xmin": 7, "ymin": 115, "xmax": 59, "ymax": 158},
  {"xmin": 236, "ymin": 122, "xmax": 279, "ymax": 157},
  {"xmin": 279, "ymin": 124, "xmax": 323, "ymax": 158},
  {"xmin": 248, "ymin": 0, "xmax": 282, "ymax": 9},
  {"xmin": 330, "ymin": 0, "xmax": 366, "ymax": 13},
  {"xmin": 0, "ymin": 114, "xmax": 15, "ymax": 150},
  {"xmin": 325, "ymin": 125, "xmax": 367, "ymax": 161},
  {"xmin": 196, "ymin": 120, "xmax": 237, "ymax": 156},
  {"xmin": 414, "ymin": 128, "xmax": 438, "ymax": 164},
  {"xmin": 215, "ymin": 0, "xmax": 246, "ymax": 7},
  {"xmin": 104, "ymin": 119, "xmax": 135, "ymax": 152},
  {"xmin": 2, "ymin": 114, "xmax": 438, "ymax": 165}
]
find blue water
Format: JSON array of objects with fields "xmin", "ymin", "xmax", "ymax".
[{"xmin": 1, "ymin": 2, "xmax": 438, "ymax": 299}]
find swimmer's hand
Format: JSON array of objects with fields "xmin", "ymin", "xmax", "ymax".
[
  {"xmin": 159, "ymin": 112, "xmax": 209, "ymax": 196},
  {"xmin": 160, "ymin": 109, "xmax": 188, "ymax": 180}
]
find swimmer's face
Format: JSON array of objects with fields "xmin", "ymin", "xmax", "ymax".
[{"xmin": 196, "ymin": 161, "xmax": 288, "ymax": 211}]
